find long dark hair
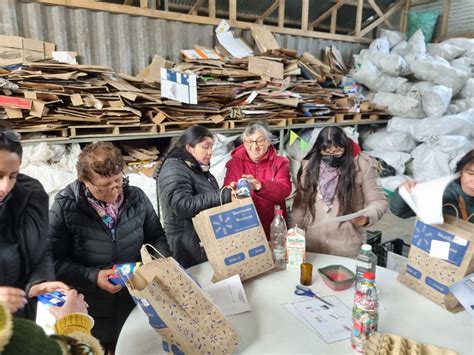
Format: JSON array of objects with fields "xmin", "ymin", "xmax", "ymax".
[
  {"xmin": 0, "ymin": 124, "xmax": 22, "ymax": 160},
  {"xmin": 456, "ymin": 149, "xmax": 473, "ymax": 173},
  {"xmin": 297, "ymin": 126, "xmax": 356, "ymax": 221}
]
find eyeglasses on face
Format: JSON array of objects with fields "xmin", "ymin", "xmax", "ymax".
[
  {"xmin": 0, "ymin": 130, "xmax": 21, "ymax": 143},
  {"xmin": 90, "ymin": 175, "xmax": 128, "ymax": 193},
  {"xmin": 243, "ymin": 137, "xmax": 267, "ymax": 147}
]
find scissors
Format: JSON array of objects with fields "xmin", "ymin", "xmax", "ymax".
[{"xmin": 295, "ymin": 285, "xmax": 333, "ymax": 307}]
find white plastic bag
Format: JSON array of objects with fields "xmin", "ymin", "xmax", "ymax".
[
  {"xmin": 457, "ymin": 78, "xmax": 474, "ymax": 99},
  {"xmin": 353, "ymin": 61, "xmax": 407, "ymax": 92},
  {"xmin": 387, "ymin": 117, "xmax": 421, "ymax": 137},
  {"xmin": 366, "ymin": 150, "xmax": 411, "ymax": 175},
  {"xmin": 447, "ymin": 98, "xmax": 474, "ymax": 114},
  {"xmin": 422, "ymin": 85, "xmax": 452, "ymax": 117},
  {"xmin": 357, "ymin": 49, "xmax": 409, "ymax": 76},
  {"xmin": 413, "ymin": 109, "xmax": 474, "ymax": 141},
  {"xmin": 411, "ymin": 136, "xmax": 473, "ymax": 181},
  {"xmin": 380, "ymin": 29, "xmax": 407, "ymax": 48},
  {"xmin": 210, "ymin": 133, "xmax": 239, "ymax": 187},
  {"xmin": 362, "ymin": 131, "xmax": 417, "ymax": 153},
  {"xmin": 406, "ymin": 81, "xmax": 434, "ymax": 101},
  {"xmin": 391, "ymin": 40, "xmax": 408, "ymax": 56},
  {"xmin": 427, "ymin": 43, "xmax": 466, "ymax": 60},
  {"xmin": 403, "ymin": 29, "xmax": 427, "ymax": 66},
  {"xmin": 369, "ymin": 37, "xmax": 390, "ymax": 53},
  {"xmin": 373, "ymin": 92, "xmax": 424, "ymax": 118}
]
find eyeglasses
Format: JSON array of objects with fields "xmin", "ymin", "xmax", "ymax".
[
  {"xmin": 90, "ymin": 175, "xmax": 128, "ymax": 193},
  {"xmin": 243, "ymin": 137, "xmax": 267, "ymax": 147},
  {"xmin": 0, "ymin": 130, "xmax": 21, "ymax": 143}
]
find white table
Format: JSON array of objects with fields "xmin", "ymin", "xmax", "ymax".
[{"xmin": 116, "ymin": 253, "xmax": 473, "ymax": 354}]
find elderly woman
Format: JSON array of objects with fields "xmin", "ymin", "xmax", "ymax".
[
  {"xmin": 224, "ymin": 121, "xmax": 292, "ymax": 239},
  {"xmin": 48, "ymin": 142, "xmax": 170, "ymax": 352},
  {"xmin": 158, "ymin": 125, "xmax": 232, "ymax": 268},
  {"xmin": 0, "ymin": 127, "xmax": 68, "ymax": 320},
  {"xmin": 291, "ymin": 126, "xmax": 388, "ymax": 257}
]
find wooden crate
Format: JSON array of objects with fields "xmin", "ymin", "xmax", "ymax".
[
  {"xmin": 69, "ymin": 124, "xmax": 157, "ymax": 138},
  {"xmin": 335, "ymin": 112, "xmax": 386, "ymax": 124},
  {"xmin": 158, "ymin": 120, "xmax": 230, "ymax": 133},
  {"xmin": 228, "ymin": 118, "xmax": 287, "ymax": 129},
  {"xmin": 19, "ymin": 127, "xmax": 69, "ymax": 142},
  {"xmin": 287, "ymin": 116, "xmax": 336, "ymax": 125}
]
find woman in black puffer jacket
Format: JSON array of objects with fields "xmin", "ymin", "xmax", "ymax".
[
  {"xmin": 48, "ymin": 142, "xmax": 171, "ymax": 352},
  {"xmin": 158, "ymin": 125, "xmax": 232, "ymax": 268}
]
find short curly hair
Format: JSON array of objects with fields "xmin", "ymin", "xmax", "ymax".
[{"xmin": 77, "ymin": 142, "xmax": 124, "ymax": 182}]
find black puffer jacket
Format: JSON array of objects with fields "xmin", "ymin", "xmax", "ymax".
[
  {"xmin": 158, "ymin": 148, "xmax": 231, "ymax": 268},
  {"xmin": 48, "ymin": 180, "xmax": 171, "ymax": 345},
  {"xmin": 0, "ymin": 174, "xmax": 54, "ymax": 320}
]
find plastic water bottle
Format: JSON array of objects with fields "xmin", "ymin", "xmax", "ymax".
[
  {"xmin": 351, "ymin": 272, "xmax": 379, "ymax": 352},
  {"xmin": 270, "ymin": 206, "xmax": 287, "ymax": 271},
  {"xmin": 355, "ymin": 244, "xmax": 377, "ymax": 288}
]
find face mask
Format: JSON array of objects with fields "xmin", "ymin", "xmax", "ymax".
[{"xmin": 321, "ymin": 155, "xmax": 343, "ymax": 168}]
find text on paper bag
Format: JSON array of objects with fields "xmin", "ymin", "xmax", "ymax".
[{"xmin": 210, "ymin": 204, "xmax": 260, "ymax": 239}]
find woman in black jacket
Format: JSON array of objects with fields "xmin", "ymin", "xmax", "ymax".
[
  {"xmin": 0, "ymin": 128, "xmax": 68, "ymax": 320},
  {"xmin": 158, "ymin": 125, "xmax": 232, "ymax": 268},
  {"xmin": 48, "ymin": 142, "xmax": 171, "ymax": 352}
]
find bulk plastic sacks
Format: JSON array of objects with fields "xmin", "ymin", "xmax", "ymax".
[
  {"xmin": 411, "ymin": 136, "xmax": 473, "ymax": 181},
  {"xmin": 373, "ymin": 92, "xmax": 424, "ymax": 118},
  {"xmin": 427, "ymin": 43, "xmax": 466, "ymax": 60},
  {"xmin": 443, "ymin": 38, "xmax": 474, "ymax": 60},
  {"xmin": 413, "ymin": 109, "xmax": 474, "ymax": 141},
  {"xmin": 362, "ymin": 131, "xmax": 417, "ymax": 153},
  {"xmin": 387, "ymin": 117, "xmax": 420, "ymax": 137},
  {"xmin": 458, "ymin": 78, "xmax": 474, "ymax": 99},
  {"xmin": 366, "ymin": 150, "xmax": 411, "ymax": 175},
  {"xmin": 447, "ymin": 98, "xmax": 474, "ymax": 114},
  {"xmin": 403, "ymin": 30, "xmax": 427, "ymax": 66},
  {"xmin": 369, "ymin": 37, "xmax": 390, "ymax": 53},
  {"xmin": 353, "ymin": 61, "xmax": 407, "ymax": 92},
  {"xmin": 406, "ymin": 81, "xmax": 434, "ymax": 101},
  {"xmin": 422, "ymin": 85, "xmax": 452, "ymax": 117},
  {"xmin": 380, "ymin": 29, "xmax": 407, "ymax": 48},
  {"xmin": 357, "ymin": 49, "xmax": 409, "ymax": 76},
  {"xmin": 411, "ymin": 56, "xmax": 470, "ymax": 95}
]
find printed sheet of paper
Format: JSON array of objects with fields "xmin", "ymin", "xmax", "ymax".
[
  {"xmin": 284, "ymin": 296, "xmax": 352, "ymax": 343},
  {"xmin": 317, "ymin": 209, "xmax": 368, "ymax": 225},
  {"xmin": 450, "ymin": 273, "xmax": 474, "ymax": 317},
  {"xmin": 399, "ymin": 174, "xmax": 459, "ymax": 225},
  {"xmin": 203, "ymin": 275, "xmax": 251, "ymax": 316}
]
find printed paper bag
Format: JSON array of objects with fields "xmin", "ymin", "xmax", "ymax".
[
  {"xmin": 123, "ymin": 246, "xmax": 240, "ymax": 354},
  {"xmin": 192, "ymin": 197, "xmax": 274, "ymax": 282},
  {"xmin": 398, "ymin": 215, "xmax": 474, "ymax": 313}
]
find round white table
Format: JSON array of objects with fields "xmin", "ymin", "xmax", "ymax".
[{"xmin": 116, "ymin": 253, "xmax": 473, "ymax": 354}]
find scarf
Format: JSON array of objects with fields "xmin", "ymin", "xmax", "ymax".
[
  {"xmin": 84, "ymin": 185, "xmax": 124, "ymax": 236},
  {"xmin": 318, "ymin": 160, "xmax": 341, "ymax": 206}
]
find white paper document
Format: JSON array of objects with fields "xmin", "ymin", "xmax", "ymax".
[
  {"xmin": 216, "ymin": 31, "xmax": 253, "ymax": 58},
  {"xmin": 284, "ymin": 296, "xmax": 352, "ymax": 343},
  {"xmin": 429, "ymin": 240, "xmax": 451, "ymax": 260},
  {"xmin": 203, "ymin": 275, "xmax": 251, "ymax": 316},
  {"xmin": 399, "ymin": 174, "xmax": 459, "ymax": 225},
  {"xmin": 450, "ymin": 273, "xmax": 474, "ymax": 318},
  {"xmin": 318, "ymin": 209, "xmax": 368, "ymax": 225}
]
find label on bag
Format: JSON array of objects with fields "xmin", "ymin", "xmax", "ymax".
[{"xmin": 210, "ymin": 204, "xmax": 259, "ymax": 239}]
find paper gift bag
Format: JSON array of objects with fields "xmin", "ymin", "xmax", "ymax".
[
  {"xmin": 398, "ymin": 215, "xmax": 474, "ymax": 313},
  {"xmin": 123, "ymin": 245, "xmax": 240, "ymax": 354},
  {"xmin": 192, "ymin": 197, "xmax": 274, "ymax": 282}
]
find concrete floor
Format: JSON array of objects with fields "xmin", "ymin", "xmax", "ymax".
[{"xmin": 370, "ymin": 210, "xmax": 416, "ymax": 245}]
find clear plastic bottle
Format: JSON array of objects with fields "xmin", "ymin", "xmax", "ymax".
[
  {"xmin": 355, "ymin": 244, "xmax": 377, "ymax": 288},
  {"xmin": 351, "ymin": 271, "xmax": 379, "ymax": 353},
  {"xmin": 270, "ymin": 207, "xmax": 287, "ymax": 270}
]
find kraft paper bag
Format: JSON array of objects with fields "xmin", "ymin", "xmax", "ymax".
[
  {"xmin": 192, "ymin": 197, "xmax": 274, "ymax": 282},
  {"xmin": 123, "ymin": 245, "xmax": 240, "ymax": 354},
  {"xmin": 398, "ymin": 215, "xmax": 474, "ymax": 313}
]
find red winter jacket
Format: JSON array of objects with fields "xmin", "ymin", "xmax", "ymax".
[{"xmin": 224, "ymin": 145, "xmax": 292, "ymax": 239}]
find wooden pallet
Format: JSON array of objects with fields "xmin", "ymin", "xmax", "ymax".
[
  {"xmin": 335, "ymin": 112, "xmax": 385, "ymax": 124},
  {"xmin": 287, "ymin": 116, "xmax": 336, "ymax": 125},
  {"xmin": 158, "ymin": 120, "xmax": 230, "ymax": 133},
  {"xmin": 19, "ymin": 127, "xmax": 69, "ymax": 142},
  {"xmin": 227, "ymin": 118, "xmax": 287, "ymax": 129},
  {"xmin": 69, "ymin": 124, "xmax": 158, "ymax": 138}
]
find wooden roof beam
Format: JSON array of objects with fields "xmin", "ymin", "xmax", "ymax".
[
  {"xmin": 309, "ymin": 0, "xmax": 346, "ymax": 31},
  {"xmin": 359, "ymin": 0, "xmax": 405, "ymax": 37},
  {"xmin": 189, "ymin": 0, "xmax": 205, "ymax": 15},
  {"xmin": 367, "ymin": 0, "xmax": 395, "ymax": 30},
  {"xmin": 256, "ymin": 0, "xmax": 280, "ymax": 24}
]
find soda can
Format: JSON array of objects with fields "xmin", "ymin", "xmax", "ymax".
[{"xmin": 237, "ymin": 178, "xmax": 251, "ymax": 198}]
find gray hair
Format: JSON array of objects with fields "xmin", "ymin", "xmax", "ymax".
[{"xmin": 241, "ymin": 121, "xmax": 272, "ymax": 141}]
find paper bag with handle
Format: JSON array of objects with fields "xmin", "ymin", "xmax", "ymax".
[
  {"xmin": 398, "ymin": 215, "xmax": 474, "ymax": 313},
  {"xmin": 192, "ymin": 197, "xmax": 275, "ymax": 282},
  {"xmin": 122, "ymin": 244, "xmax": 240, "ymax": 354}
]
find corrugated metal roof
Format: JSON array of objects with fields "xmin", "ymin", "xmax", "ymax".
[{"xmin": 1, "ymin": 0, "xmax": 366, "ymax": 75}]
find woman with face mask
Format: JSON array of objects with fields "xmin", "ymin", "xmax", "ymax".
[
  {"xmin": 0, "ymin": 127, "xmax": 69, "ymax": 320},
  {"xmin": 290, "ymin": 126, "xmax": 388, "ymax": 257},
  {"xmin": 158, "ymin": 125, "xmax": 233, "ymax": 268}
]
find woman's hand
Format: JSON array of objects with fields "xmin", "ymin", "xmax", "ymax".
[
  {"xmin": 96, "ymin": 269, "xmax": 122, "ymax": 294},
  {"xmin": 0, "ymin": 286, "xmax": 27, "ymax": 313},
  {"xmin": 350, "ymin": 215, "xmax": 369, "ymax": 227},
  {"xmin": 50, "ymin": 289, "xmax": 88, "ymax": 320},
  {"xmin": 242, "ymin": 175, "xmax": 262, "ymax": 192},
  {"xmin": 28, "ymin": 281, "xmax": 70, "ymax": 298},
  {"xmin": 399, "ymin": 179, "xmax": 417, "ymax": 193}
]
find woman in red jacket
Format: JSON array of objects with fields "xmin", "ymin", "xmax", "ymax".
[{"xmin": 224, "ymin": 121, "xmax": 292, "ymax": 239}]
